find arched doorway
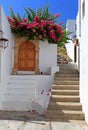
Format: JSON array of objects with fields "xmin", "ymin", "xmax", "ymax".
[
  {"xmin": 13, "ymin": 37, "xmax": 40, "ymax": 74},
  {"xmin": 18, "ymin": 41, "xmax": 35, "ymax": 71}
]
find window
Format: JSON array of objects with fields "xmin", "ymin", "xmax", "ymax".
[{"xmin": 82, "ymin": 0, "xmax": 85, "ymax": 18}]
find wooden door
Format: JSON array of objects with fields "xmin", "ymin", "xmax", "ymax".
[{"xmin": 18, "ymin": 41, "xmax": 35, "ymax": 71}]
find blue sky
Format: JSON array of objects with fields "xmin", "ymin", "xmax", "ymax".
[{"xmin": 0, "ymin": 0, "xmax": 78, "ymax": 23}]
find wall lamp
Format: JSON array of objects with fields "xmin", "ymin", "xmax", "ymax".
[
  {"xmin": 73, "ymin": 39, "xmax": 79, "ymax": 46},
  {"xmin": 0, "ymin": 30, "xmax": 9, "ymax": 49}
]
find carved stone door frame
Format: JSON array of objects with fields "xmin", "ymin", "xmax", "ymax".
[{"xmin": 12, "ymin": 36, "xmax": 40, "ymax": 74}]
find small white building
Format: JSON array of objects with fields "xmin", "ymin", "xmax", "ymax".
[
  {"xmin": 65, "ymin": 19, "xmax": 79, "ymax": 67},
  {"xmin": 77, "ymin": 0, "xmax": 88, "ymax": 124},
  {"xmin": 0, "ymin": 6, "xmax": 58, "ymax": 114},
  {"xmin": 66, "ymin": 19, "xmax": 76, "ymax": 39}
]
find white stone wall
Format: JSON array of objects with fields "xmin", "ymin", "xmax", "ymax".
[
  {"xmin": 39, "ymin": 40, "xmax": 57, "ymax": 74},
  {"xmin": 0, "ymin": 6, "xmax": 13, "ymax": 107},
  {"xmin": 2, "ymin": 75, "xmax": 53, "ymax": 114},
  {"xmin": 77, "ymin": 0, "xmax": 88, "ymax": 123},
  {"xmin": 32, "ymin": 75, "xmax": 54, "ymax": 114},
  {"xmin": 65, "ymin": 41, "xmax": 74, "ymax": 62},
  {"xmin": 76, "ymin": 12, "xmax": 80, "ymax": 71}
]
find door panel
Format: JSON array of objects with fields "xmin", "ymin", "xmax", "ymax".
[{"xmin": 18, "ymin": 41, "xmax": 35, "ymax": 71}]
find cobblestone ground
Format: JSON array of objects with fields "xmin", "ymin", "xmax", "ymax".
[{"xmin": 0, "ymin": 110, "xmax": 88, "ymax": 130}]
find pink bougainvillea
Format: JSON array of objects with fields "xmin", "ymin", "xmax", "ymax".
[
  {"xmin": 8, "ymin": 16, "xmax": 64, "ymax": 43},
  {"xmin": 7, "ymin": 7, "xmax": 66, "ymax": 45}
]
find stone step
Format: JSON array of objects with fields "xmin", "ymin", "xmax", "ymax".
[
  {"xmin": 7, "ymin": 84, "xmax": 35, "ymax": 89},
  {"xmin": 54, "ymin": 77, "xmax": 79, "ymax": 81},
  {"xmin": 57, "ymin": 55, "xmax": 66, "ymax": 59},
  {"xmin": 5, "ymin": 88, "xmax": 36, "ymax": 95},
  {"xmin": 57, "ymin": 61, "xmax": 68, "ymax": 64},
  {"xmin": 56, "ymin": 71, "xmax": 79, "ymax": 74},
  {"xmin": 51, "ymin": 90, "xmax": 79, "ymax": 95},
  {"xmin": 9, "ymin": 75, "xmax": 36, "ymax": 80},
  {"xmin": 57, "ymin": 57, "xmax": 66, "ymax": 60},
  {"xmin": 54, "ymin": 81, "xmax": 79, "ymax": 85},
  {"xmin": 48, "ymin": 102, "xmax": 82, "ymax": 111},
  {"xmin": 57, "ymin": 59, "xmax": 67, "ymax": 61},
  {"xmin": 55, "ymin": 73, "xmax": 79, "ymax": 77},
  {"xmin": 51, "ymin": 95, "xmax": 80, "ymax": 102},
  {"xmin": 4, "ymin": 94, "xmax": 35, "ymax": 102},
  {"xmin": 8, "ymin": 79, "xmax": 36, "ymax": 84},
  {"xmin": 52, "ymin": 85, "xmax": 79, "ymax": 90},
  {"xmin": 3, "ymin": 101, "xmax": 32, "ymax": 111},
  {"xmin": 45, "ymin": 110, "xmax": 85, "ymax": 120},
  {"xmin": 57, "ymin": 61, "xmax": 67, "ymax": 63},
  {"xmin": 57, "ymin": 55, "xmax": 65, "ymax": 58}
]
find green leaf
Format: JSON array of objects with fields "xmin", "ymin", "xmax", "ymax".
[
  {"xmin": 9, "ymin": 7, "xmax": 16, "ymax": 18},
  {"xmin": 17, "ymin": 12, "xmax": 22, "ymax": 21},
  {"xmin": 28, "ymin": 8, "xmax": 36, "ymax": 18},
  {"xmin": 24, "ymin": 8, "xmax": 33, "ymax": 23},
  {"xmin": 37, "ymin": 7, "xmax": 42, "ymax": 17}
]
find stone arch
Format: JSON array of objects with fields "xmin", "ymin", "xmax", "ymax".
[{"xmin": 13, "ymin": 36, "xmax": 40, "ymax": 74}]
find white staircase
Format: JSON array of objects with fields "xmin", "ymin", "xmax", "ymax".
[{"xmin": 3, "ymin": 75, "xmax": 37, "ymax": 111}]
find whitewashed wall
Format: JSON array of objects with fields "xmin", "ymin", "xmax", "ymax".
[
  {"xmin": 77, "ymin": 0, "xmax": 88, "ymax": 123},
  {"xmin": 39, "ymin": 40, "xmax": 57, "ymax": 74},
  {"xmin": 65, "ymin": 41, "xmax": 74, "ymax": 62},
  {"xmin": 31, "ymin": 75, "xmax": 54, "ymax": 114},
  {"xmin": 65, "ymin": 41, "xmax": 79, "ymax": 66},
  {"xmin": 2, "ymin": 75, "xmax": 53, "ymax": 115},
  {"xmin": 76, "ymin": 12, "xmax": 80, "ymax": 71},
  {"xmin": 66, "ymin": 20, "xmax": 76, "ymax": 62},
  {"xmin": 0, "ymin": 6, "xmax": 13, "ymax": 108}
]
